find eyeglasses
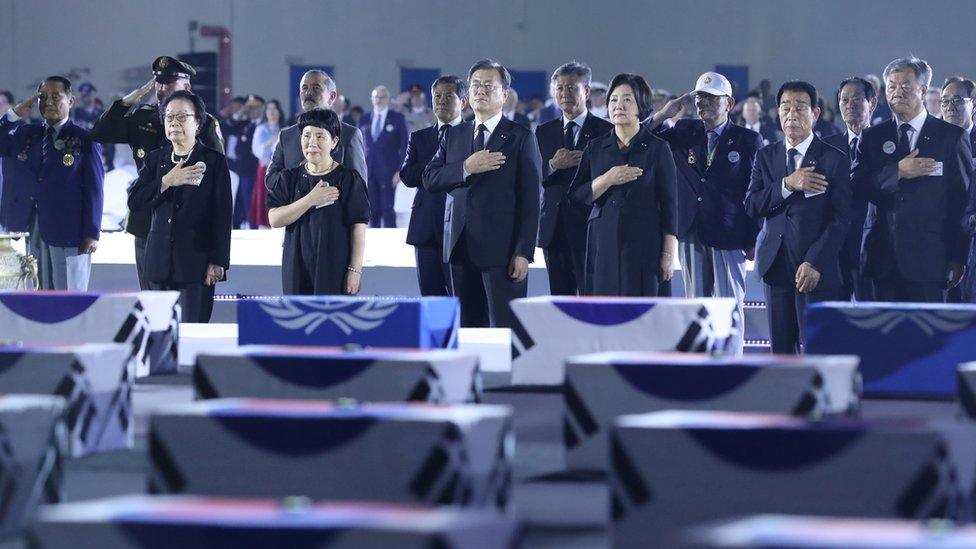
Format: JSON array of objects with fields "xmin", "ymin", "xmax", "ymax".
[
  {"xmin": 164, "ymin": 113, "xmax": 195, "ymax": 124},
  {"xmin": 469, "ymin": 81, "xmax": 501, "ymax": 92},
  {"xmin": 940, "ymin": 97, "xmax": 973, "ymax": 108}
]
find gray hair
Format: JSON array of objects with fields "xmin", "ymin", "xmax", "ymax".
[
  {"xmin": 551, "ymin": 61, "xmax": 592, "ymax": 85},
  {"xmin": 302, "ymin": 69, "xmax": 337, "ymax": 94},
  {"xmin": 882, "ymin": 57, "xmax": 932, "ymax": 88}
]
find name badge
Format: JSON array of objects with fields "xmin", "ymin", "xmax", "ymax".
[
  {"xmin": 882, "ymin": 141, "xmax": 896, "ymax": 154},
  {"xmin": 727, "ymin": 151, "xmax": 740, "ymax": 163}
]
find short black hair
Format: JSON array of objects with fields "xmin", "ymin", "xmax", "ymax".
[
  {"xmin": 0, "ymin": 91, "xmax": 12, "ymax": 104},
  {"xmin": 37, "ymin": 76, "xmax": 72, "ymax": 94},
  {"xmin": 160, "ymin": 90, "xmax": 207, "ymax": 127},
  {"xmin": 837, "ymin": 77, "xmax": 876, "ymax": 102},
  {"xmin": 431, "ymin": 75, "xmax": 468, "ymax": 100},
  {"xmin": 777, "ymin": 81, "xmax": 818, "ymax": 108},
  {"xmin": 942, "ymin": 76, "xmax": 976, "ymax": 100},
  {"xmin": 297, "ymin": 108, "xmax": 341, "ymax": 139},
  {"xmin": 468, "ymin": 59, "xmax": 512, "ymax": 90},
  {"xmin": 607, "ymin": 73, "xmax": 654, "ymax": 122}
]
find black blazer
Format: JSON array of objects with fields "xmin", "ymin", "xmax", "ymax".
[
  {"xmin": 568, "ymin": 125, "xmax": 678, "ymax": 295},
  {"xmin": 536, "ymin": 113, "xmax": 613, "ymax": 248},
  {"xmin": 824, "ymin": 131, "xmax": 869, "ymax": 270},
  {"xmin": 745, "ymin": 137, "xmax": 851, "ymax": 286},
  {"xmin": 128, "ymin": 143, "xmax": 233, "ymax": 285},
  {"xmin": 852, "ymin": 115, "xmax": 972, "ymax": 282},
  {"xmin": 400, "ymin": 124, "xmax": 445, "ymax": 247},
  {"xmin": 655, "ymin": 119, "xmax": 764, "ymax": 249},
  {"xmin": 423, "ymin": 116, "xmax": 543, "ymax": 268}
]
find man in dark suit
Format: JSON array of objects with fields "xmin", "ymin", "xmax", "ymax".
[
  {"xmin": 741, "ymin": 97, "xmax": 779, "ymax": 145},
  {"xmin": 0, "ymin": 76, "xmax": 104, "ymax": 290},
  {"xmin": 400, "ymin": 75, "xmax": 468, "ymax": 297},
  {"xmin": 939, "ymin": 77, "xmax": 976, "ymax": 302},
  {"xmin": 502, "ymin": 89, "xmax": 532, "ymax": 129},
  {"xmin": 266, "ymin": 70, "xmax": 367, "ymax": 194},
  {"xmin": 536, "ymin": 61, "xmax": 612, "ymax": 296},
  {"xmin": 824, "ymin": 76, "xmax": 877, "ymax": 302},
  {"xmin": 745, "ymin": 81, "xmax": 851, "ymax": 354},
  {"xmin": 359, "ymin": 86, "xmax": 409, "ymax": 228},
  {"xmin": 649, "ymin": 72, "xmax": 764, "ymax": 355},
  {"xmin": 852, "ymin": 57, "xmax": 972, "ymax": 303},
  {"xmin": 424, "ymin": 59, "xmax": 543, "ymax": 328},
  {"xmin": 0, "ymin": 91, "xmax": 26, "ymax": 233},
  {"xmin": 224, "ymin": 94, "xmax": 264, "ymax": 228}
]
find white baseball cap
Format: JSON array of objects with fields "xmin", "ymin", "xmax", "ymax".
[{"xmin": 694, "ymin": 72, "xmax": 733, "ymax": 97}]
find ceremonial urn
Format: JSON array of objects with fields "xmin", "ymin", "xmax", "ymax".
[{"xmin": 0, "ymin": 233, "xmax": 37, "ymax": 290}]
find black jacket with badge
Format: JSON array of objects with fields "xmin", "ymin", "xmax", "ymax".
[
  {"xmin": 126, "ymin": 142, "xmax": 232, "ymax": 285},
  {"xmin": 654, "ymin": 119, "xmax": 763, "ymax": 250},
  {"xmin": 91, "ymin": 100, "xmax": 224, "ymax": 237},
  {"xmin": 852, "ymin": 115, "xmax": 972, "ymax": 282}
]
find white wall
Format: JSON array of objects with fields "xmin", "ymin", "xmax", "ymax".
[{"xmin": 2, "ymin": 0, "xmax": 975, "ymax": 111}]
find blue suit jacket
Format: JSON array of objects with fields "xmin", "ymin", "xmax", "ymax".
[
  {"xmin": 655, "ymin": 119, "xmax": 764, "ymax": 250},
  {"xmin": 0, "ymin": 118, "xmax": 103, "ymax": 246},
  {"xmin": 359, "ymin": 109, "xmax": 409, "ymax": 181},
  {"xmin": 0, "ymin": 118, "xmax": 25, "ymax": 231},
  {"xmin": 400, "ymin": 124, "xmax": 445, "ymax": 247}
]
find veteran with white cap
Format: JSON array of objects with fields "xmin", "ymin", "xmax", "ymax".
[{"xmin": 648, "ymin": 71, "xmax": 765, "ymax": 355}]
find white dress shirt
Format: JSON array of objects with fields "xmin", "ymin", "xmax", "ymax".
[
  {"xmin": 781, "ymin": 131, "xmax": 815, "ymax": 198},
  {"xmin": 462, "ymin": 111, "xmax": 504, "ymax": 179},
  {"xmin": 6, "ymin": 109, "xmax": 69, "ymax": 140},
  {"xmin": 894, "ymin": 108, "xmax": 927, "ymax": 150}
]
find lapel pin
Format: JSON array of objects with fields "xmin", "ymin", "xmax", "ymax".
[
  {"xmin": 882, "ymin": 141, "xmax": 896, "ymax": 154},
  {"xmin": 727, "ymin": 151, "xmax": 740, "ymax": 163},
  {"xmin": 17, "ymin": 153, "xmax": 27, "ymax": 162},
  {"xmin": 688, "ymin": 150, "xmax": 697, "ymax": 164}
]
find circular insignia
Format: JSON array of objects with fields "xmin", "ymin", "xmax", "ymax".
[
  {"xmin": 703, "ymin": 76, "xmax": 713, "ymax": 84},
  {"xmin": 137, "ymin": 148, "xmax": 145, "ymax": 158},
  {"xmin": 386, "ymin": 124, "xmax": 395, "ymax": 132},
  {"xmin": 883, "ymin": 140, "xmax": 896, "ymax": 154},
  {"xmin": 728, "ymin": 151, "xmax": 741, "ymax": 163},
  {"xmin": 54, "ymin": 139, "xmax": 65, "ymax": 151},
  {"xmin": 159, "ymin": 57, "xmax": 169, "ymax": 68},
  {"xmin": 17, "ymin": 153, "xmax": 27, "ymax": 162},
  {"xmin": 62, "ymin": 154, "xmax": 74, "ymax": 167},
  {"xmin": 242, "ymin": 135, "xmax": 248, "ymax": 142}
]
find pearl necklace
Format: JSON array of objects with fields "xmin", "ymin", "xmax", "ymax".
[{"xmin": 171, "ymin": 144, "xmax": 195, "ymax": 164}]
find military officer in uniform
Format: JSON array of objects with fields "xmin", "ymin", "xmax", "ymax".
[{"xmin": 91, "ymin": 55, "xmax": 224, "ymax": 290}]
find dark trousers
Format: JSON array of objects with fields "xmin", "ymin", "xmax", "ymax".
[
  {"xmin": 134, "ymin": 236, "xmax": 150, "ymax": 291},
  {"xmin": 763, "ymin": 252, "xmax": 840, "ymax": 354},
  {"xmin": 544, "ymin": 208, "xmax": 587, "ymax": 295},
  {"xmin": 843, "ymin": 268, "xmax": 875, "ymax": 302},
  {"xmin": 233, "ymin": 174, "xmax": 255, "ymax": 228},
  {"xmin": 368, "ymin": 176, "xmax": 396, "ymax": 228},
  {"xmin": 415, "ymin": 244, "xmax": 452, "ymax": 296},
  {"xmin": 158, "ymin": 281, "xmax": 216, "ymax": 323},
  {"xmin": 449, "ymin": 235, "xmax": 527, "ymax": 329},
  {"xmin": 874, "ymin": 277, "xmax": 945, "ymax": 303}
]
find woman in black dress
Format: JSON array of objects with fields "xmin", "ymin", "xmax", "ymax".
[
  {"xmin": 127, "ymin": 90, "xmax": 232, "ymax": 322},
  {"xmin": 267, "ymin": 108, "xmax": 369, "ymax": 295},
  {"xmin": 568, "ymin": 73, "xmax": 678, "ymax": 296}
]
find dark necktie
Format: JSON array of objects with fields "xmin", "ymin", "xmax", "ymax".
[
  {"xmin": 787, "ymin": 147, "xmax": 800, "ymax": 175},
  {"xmin": 563, "ymin": 121, "xmax": 577, "ymax": 150},
  {"xmin": 706, "ymin": 130, "xmax": 718, "ymax": 167},
  {"xmin": 42, "ymin": 126, "xmax": 55, "ymax": 163},
  {"xmin": 474, "ymin": 123, "xmax": 487, "ymax": 152},
  {"xmin": 438, "ymin": 124, "xmax": 449, "ymax": 143},
  {"xmin": 849, "ymin": 136, "xmax": 858, "ymax": 164},
  {"xmin": 898, "ymin": 122, "xmax": 913, "ymax": 156}
]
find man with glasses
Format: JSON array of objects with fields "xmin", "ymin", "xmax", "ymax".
[
  {"xmin": 649, "ymin": 72, "xmax": 764, "ymax": 355},
  {"xmin": 424, "ymin": 59, "xmax": 542, "ymax": 328},
  {"xmin": 941, "ymin": 77, "xmax": 976, "ymax": 302},
  {"xmin": 853, "ymin": 57, "xmax": 972, "ymax": 303},
  {"xmin": 825, "ymin": 77, "xmax": 877, "ymax": 301},
  {"xmin": 91, "ymin": 56, "xmax": 224, "ymax": 290}
]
